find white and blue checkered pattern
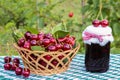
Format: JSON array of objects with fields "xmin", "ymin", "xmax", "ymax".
[{"xmin": 0, "ymin": 54, "xmax": 120, "ymax": 80}]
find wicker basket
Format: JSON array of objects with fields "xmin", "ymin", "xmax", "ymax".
[{"xmin": 14, "ymin": 43, "xmax": 80, "ymax": 76}]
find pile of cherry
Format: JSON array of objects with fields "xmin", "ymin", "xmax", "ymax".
[
  {"xmin": 4, "ymin": 56, "xmax": 30, "ymax": 78},
  {"xmin": 18, "ymin": 31, "xmax": 75, "ymax": 51}
]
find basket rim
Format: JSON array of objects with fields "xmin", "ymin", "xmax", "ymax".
[{"xmin": 13, "ymin": 43, "xmax": 80, "ymax": 54}]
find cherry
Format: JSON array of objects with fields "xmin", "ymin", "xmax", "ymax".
[
  {"xmin": 4, "ymin": 56, "xmax": 11, "ymax": 63},
  {"xmin": 17, "ymin": 38, "xmax": 25, "ymax": 47},
  {"xmin": 65, "ymin": 37, "xmax": 75, "ymax": 46},
  {"xmin": 4, "ymin": 63, "xmax": 12, "ymax": 70},
  {"xmin": 48, "ymin": 66, "xmax": 53, "ymax": 69},
  {"xmin": 62, "ymin": 43, "xmax": 71, "ymax": 51},
  {"xmin": 24, "ymin": 31, "xmax": 31, "ymax": 40},
  {"xmin": 13, "ymin": 58, "xmax": 20, "ymax": 64},
  {"xmin": 30, "ymin": 40, "xmax": 37, "ymax": 46},
  {"xmin": 39, "ymin": 59, "xmax": 47, "ymax": 67},
  {"xmin": 58, "ymin": 37, "xmax": 67, "ymax": 42},
  {"xmin": 38, "ymin": 32, "xmax": 44, "ymax": 41},
  {"xmin": 50, "ymin": 38, "xmax": 56, "ymax": 44},
  {"xmin": 22, "ymin": 68, "xmax": 30, "ymax": 78},
  {"xmin": 58, "ymin": 55, "xmax": 64, "ymax": 60},
  {"xmin": 47, "ymin": 45, "xmax": 56, "ymax": 51},
  {"xmin": 44, "ymin": 33, "xmax": 52, "ymax": 39},
  {"xmin": 44, "ymin": 55, "xmax": 52, "ymax": 61},
  {"xmin": 30, "ymin": 34, "xmax": 38, "ymax": 40},
  {"xmin": 29, "ymin": 54, "xmax": 38, "ymax": 61},
  {"xmin": 92, "ymin": 20, "xmax": 100, "ymax": 27},
  {"xmin": 11, "ymin": 63, "xmax": 19, "ymax": 71},
  {"xmin": 55, "ymin": 44, "xmax": 62, "ymax": 50},
  {"xmin": 15, "ymin": 67, "xmax": 23, "ymax": 75},
  {"xmin": 69, "ymin": 12, "xmax": 74, "ymax": 17},
  {"xmin": 42, "ymin": 39, "xmax": 51, "ymax": 47},
  {"xmin": 101, "ymin": 19, "xmax": 109, "ymax": 27},
  {"xmin": 23, "ymin": 41, "xmax": 31, "ymax": 50},
  {"xmin": 51, "ymin": 59, "xmax": 58, "ymax": 66}
]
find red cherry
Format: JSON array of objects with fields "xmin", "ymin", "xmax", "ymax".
[
  {"xmin": 38, "ymin": 32, "xmax": 44, "ymax": 41},
  {"xmin": 101, "ymin": 19, "xmax": 109, "ymax": 27},
  {"xmin": 22, "ymin": 68, "xmax": 30, "ymax": 78},
  {"xmin": 58, "ymin": 37, "xmax": 67, "ymax": 42},
  {"xmin": 92, "ymin": 20, "xmax": 100, "ymax": 27},
  {"xmin": 51, "ymin": 59, "xmax": 58, "ymax": 66},
  {"xmin": 30, "ymin": 34, "xmax": 38, "ymax": 40},
  {"xmin": 23, "ymin": 41, "xmax": 31, "ymax": 50},
  {"xmin": 15, "ymin": 67, "xmax": 23, "ymax": 75},
  {"xmin": 42, "ymin": 39, "xmax": 51, "ymax": 47},
  {"xmin": 11, "ymin": 63, "xmax": 19, "ymax": 71},
  {"xmin": 44, "ymin": 33, "xmax": 52, "ymax": 39},
  {"xmin": 4, "ymin": 63, "xmax": 12, "ymax": 70},
  {"xmin": 58, "ymin": 55, "xmax": 64, "ymax": 60},
  {"xmin": 17, "ymin": 38, "xmax": 25, "ymax": 47},
  {"xmin": 13, "ymin": 58, "xmax": 20, "ymax": 64},
  {"xmin": 62, "ymin": 43, "xmax": 71, "ymax": 51},
  {"xmin": 50, "ymin": 38, "xmax": 56, "ymax": 44},
  {"xmin": 47, "ymin": 45, "xmax": 56, "ymax": 51},
  {"xmin": 4, "ymin": 56, "xmax": 11, "ymax": 63},
  {"xmin": 44, "ymin": 55, "xmax": 52, "ymax": 61},
  {"xmin": 30, "ymin": 40, "xmax": 37, "ymax": 46},
  {"xmin": 24, "ymin": 31, "xmax": 31, "ymax": 40},
  {"xmin": 55, "ymin": 44, "xmax": 62, "ymax": 50},
  {"xmin": 69, "ymin": 12, "xmax": 74, "ymax": 17},
  {"xmin": 65, "ymin": 37, "xmax": 75, "ymax": 46},
  {"xmin": 39, "ymin": 60, "xmax": 47, "ymax": 67},
  {"xmin": 29, "ymin": 54, "xmax": 38, "ymax": 61}
]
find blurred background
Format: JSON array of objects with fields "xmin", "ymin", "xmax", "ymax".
[{"xmin": 0, "ymin": 0, "xmax": 120, "ymax": 55}]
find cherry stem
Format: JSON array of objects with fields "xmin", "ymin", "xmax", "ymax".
[{"xmin": 96, "ymin": 0, "xmax": 103, "ymax": 20}]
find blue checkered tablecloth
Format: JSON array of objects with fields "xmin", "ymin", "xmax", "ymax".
[{"xmin": 0, "ymin": 54, "xmax": 120, "ymax": 80}]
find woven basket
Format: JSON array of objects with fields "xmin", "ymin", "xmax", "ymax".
[{"xmin": 14, "ymin": 43, "xmax": 80, "ymax": 76}]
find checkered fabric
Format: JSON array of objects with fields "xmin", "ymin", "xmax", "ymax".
[{"xmin": 0, "ymin": 54, "xmax": 120, "ymax": 80}]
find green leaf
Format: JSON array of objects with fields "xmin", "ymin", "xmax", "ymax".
[
  {"xmin": 25, "ymin": 27, "xmax": 39, "ymax": 34},
  {"xmin": 53, "ymin": 30, "xmax": 69, "ymax": 38},
  {"xmin": 31, "ymin": 46, "xmax": 45, "ymax": 51},
  {"xmin": 52, "ymin": 23, "xmax": 63, "ymax": 34}
]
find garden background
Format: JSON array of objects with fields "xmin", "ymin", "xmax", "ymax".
[{"xmin": 0, "ymin": 0, "xmax": 120, "ymax": 56}]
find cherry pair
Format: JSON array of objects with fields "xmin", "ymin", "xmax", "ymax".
[{"xmin": 92, "ymin": 19, "xmax": 109, "ymax": 27}]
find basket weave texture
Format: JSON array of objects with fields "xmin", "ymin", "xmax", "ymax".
[{"xmin": 14, "ymin": 44, "xmax": 80, "ymax": 76}]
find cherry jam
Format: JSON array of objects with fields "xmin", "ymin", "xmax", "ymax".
[{"xmin": 85, "ymin": 42, "xmax": 110, "ymax": 73}]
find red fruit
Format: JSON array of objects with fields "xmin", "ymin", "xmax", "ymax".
[
  {"xmin": 51, "ymin": 59, "xmax": 58, "ymax": 66},
  {"xmin": 30, "ymin": 40, "xmax": 37, "ymax": 46},
  {"xmin": 39, "ymin": 60, "xmax": 47, "ymax": 67},
  {"xmin": 44, "ymin": 55, "xmax": 52, "ymax": 61},
  {"xmin": 47, "ymin": 45, "xmax": 56, "ymax": 51},
  {"xmin": 101, "ymin": 19, "xmax": 109, "ymax": 27},
  {"xmin": 17, "ymin": 38, "xmax": 25, "ymax": 47},
  {"xmin": 11, "ymin": 63, "xmax": 19, "ymax": 71},
  {"xmin": 30, "ymin": 34, "xmax": 38, "ymax": 40},
  {"xmin": 69, "ymin": 12, "xmax": 74, "ymax": 17},
  {"xmin": 4, "ymin": 56, "xmax": 11, "ymax": 63},
  {"xmin": 55, "ymin": 44, "xmax": 62, "ymax": 50},
  {"xmin": 24, "ymin": 31, "xmax": 31, "ymax": 40},
  {"xmin": 62, "ymin": 43, "xmax": 71, "ymax": 51},
  {"xmin": 42, "ymin": 39, "xmax": 51, "ymax": 47},
  {"xmin": 13, "ymin": 58, "xmax": 20, "ymax": 64},
  {"xmin": 23, "ymin": 41, "xmax": 31, "ymax": 50},
  {"xmin": 58, "ymin": 55, "xmax": 64, "ymax": 60},
  {"xmin": 38, "ymin": 33, "xmax": 44, "ymax": 41},
  {"xmin": 22, "ymin": 68, "xmax": 30, "ymax": 78},
  {"xmin": 15, "ymin": 67, "xmax": 23, "ymax": 75},
  {"xmin": 92, "ymin": 20, "xmax": 100, "ymax": 27},
  {"xmin": 4, "ymin": 63, "xmax": 12, "ymax": 70},
  {"xmin": 48, "ymin": 66, "xmax": 53, "ymax": 69},
  {"xmin": 44, "ymin": 33, "xmax": 52, "ymax": 39},
  {"xmin": 29, "ymin": 54, "xmax": 38, "ymax": 61},
  {"xmin": 65, "ymin": 37, "xmax": 75, "ymax": 46},
  {"xmin": 50, "ymin": 38, "xmax": 56, "ymax": 44},
  {"xmin": 58, "ymin": 37, "xmax": 67, "ymax": 42}
]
